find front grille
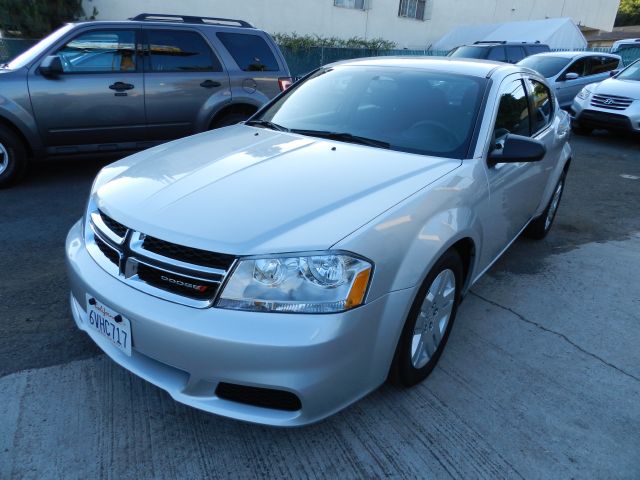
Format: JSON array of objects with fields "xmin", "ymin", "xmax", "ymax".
[
  {"xmin": 580, "ymin": 110, "xmax": 632, "ymax": 130},
  {"xmin": 215, "ymin": 382, "xmax": 302, "ymax": 411},
  {"xmin": 590, "ymin": 94, "xmax": 634, "ymax": 111},
  {"xmin": 136, "ymin": 263, "xmax": 221, "ymax": 301},
  {"xmin": 94, "ymin": 235, "xmax": 120, "ymax": 266},
  {"xmin": 99, "ymin": 210, "xmax": 128, "ymax": 238},
  {"xmin": 142, "ymin": 235, "xmax": 235, "ymax": 270}
]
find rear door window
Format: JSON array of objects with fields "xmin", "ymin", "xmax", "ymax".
[
  {"xmin": 146, "ymin": 30, "xmax": 221, "ymax": 72},
  {"xmin": 506, "ymin": 46, "xmax": 525, "ymax": 63},
  {"xmin": 587, "ymin": 56, "xmax": 620, "ymax": 75},
  {"xmin": 217, "ymin": 32, "xmax": 279, "ymax": 71},
  {"xmin": 487, "ymin": 46, "xmax": 506, "ymax": 61},
  {"xmin": 527, "ymin": 79, "xmax": 553, "ymax": 135}
]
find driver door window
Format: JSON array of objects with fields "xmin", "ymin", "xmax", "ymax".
[
  {"xmin": 494, "ymin": 79, "xmax": 530, "ymax": 140},
  {"xmin": 57, "ymin": 30, "xmax": 138, "ymax": 73},
  {"xmin": 564, "ymin": 58, "xmax": 588, "ymax": 78}
]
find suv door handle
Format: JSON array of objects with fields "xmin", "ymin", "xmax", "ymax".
[
  {"xmin": 200, "ymin": 80, "xmax": 221, "ymax": 88},
  {"xmin": 109, "ymin": 82, "xmax": 134, "ymax": 92}
]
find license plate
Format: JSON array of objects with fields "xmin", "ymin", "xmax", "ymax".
[{"xmin": 86, "ymin": 295, "xmax": 132, "ymax": 356}]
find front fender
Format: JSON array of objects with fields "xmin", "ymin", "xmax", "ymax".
[{"xmin": 0, "ymin": 69, "xmax": 42, "ymax": 152}]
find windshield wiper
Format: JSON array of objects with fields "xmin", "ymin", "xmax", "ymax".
[
  {"xmin": 290, "ymin": 129, "xmax": 390, "ymax": 149},
  {"xmin": 244, "ymin": 119, "xmax": 289, "ymax": 132}
]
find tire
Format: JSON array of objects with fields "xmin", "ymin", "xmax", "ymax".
[
  {"xmin": 211, "ymin": 112, "xmax": 252, "ymax": 129},
  {"xmin": 524, "ymin": 171, "xmax": 566, "ymax": 240},
  {"xmin": 389, "ymin": 249, "xmax": 463, "ymax": 387},
  {"xmin": 0, "ymin": 125, "xmax": 28, "ymax": 189}
]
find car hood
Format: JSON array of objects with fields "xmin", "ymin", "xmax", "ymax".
[
  {"xmin": 94, "ymin": 125, "xmax": 461, "ymax": 255},
  {"xmin": 593, "ymin": 78, "xmax": 640, "ymax": 99}
]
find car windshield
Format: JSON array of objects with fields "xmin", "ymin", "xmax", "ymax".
[
  {"xmin": 617, "ymin": 61, "xmax": 640, "ymax": 81},
  {"xmin": 518, "ymin": 56, "xmax": 571, "ymax": 77},
  {"xmin": 448, "ymin": 46, "xmax": 488, "ymax": 59},
  {"xmin": 5, "ymin": 24, "xmax": 75, "ymax": 70},
  {"xmin": 256, "ymin": 66, "xmax": 487, "ymax": 159}
]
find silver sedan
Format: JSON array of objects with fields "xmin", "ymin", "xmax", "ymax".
[{"xmin": 66, "ymin": 58, "xmax": 572, "ymax": 426}]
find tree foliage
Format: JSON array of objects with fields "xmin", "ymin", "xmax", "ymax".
[
  {"xmin": 615, "ymin": 0, "xmax": 640, "ymax": 27},
  {"xmin": 0, "ymin": 0, "xmax": 96, "ymax": 38},
  {"xmin": 272, "ymin": 32, "xmax": 396, "ymax": 51}
]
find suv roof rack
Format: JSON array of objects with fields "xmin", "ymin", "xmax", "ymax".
[
  {"xmin": 474, "ymin": 41, "xmax": 507, "ymax": 45},
  {"xmin": 129, "ymin": 13, "xmax": 253, "ymax": 28}
]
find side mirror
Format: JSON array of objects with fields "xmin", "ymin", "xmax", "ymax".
[
  {"xmin": 609, "ymin": 69, "xmax": 620, "ymax": 77},
  {"xmin": 563, "ymin": 72, "xmax": 580, "ymax": 81},
  {"xmin": 489, "ymin": 134, "xmax": 546, "ymax": 165},
  {"xmin": 40, "ymin": 55, "xmax": 63, "ymax": 77}
]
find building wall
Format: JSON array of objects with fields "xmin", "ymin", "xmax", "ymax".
[{"xmin": 83, "ymin": 0, "xmax": 621, "ymax": 49}]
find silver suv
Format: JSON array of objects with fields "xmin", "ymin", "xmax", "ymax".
[{"xmin": 0, "ymin": 13, "xmax": 291, "ymax": 187}]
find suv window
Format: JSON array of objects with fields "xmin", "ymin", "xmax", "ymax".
[
  {"xmin": 528, "ymin": 79, "xmax": 553, "ymax": 134},
  {"xmin": 506, "ymin": 46, "xmax": 525, "ymax": 63},
  {"xmin": 217, "ymin": 32, "xmax": 279, "ymax": 71},
  {"xmin": 487, "ymin": 46, "xmax": 505, "ymax": 61},
  {"xmin": 494, "ymin": 79, "xmax": 530, "ymax": 139},
  {"xmin": 146, "ymin": 30, "xmax": 221, "ymax": 72},
  {"xmin": 57, "ymin": 30, "xmax": 137, "ymax": 73},
  {"xmin": 588, "ymin": 56, "xmax": 619, "ymax": 75}
]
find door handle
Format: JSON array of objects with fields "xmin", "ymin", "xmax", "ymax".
[
  {"xmin": 109, "ymin": 82, "xmax": 134, "ymax": 92},
  {"xmin": 200, "ymin": 80, "xmax": 221, "ymax": 88}
]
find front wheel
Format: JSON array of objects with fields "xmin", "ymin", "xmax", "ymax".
[
  {"xmin": 0, "ymin": 125, "xmax": 28, "ymax": 188},
  {"xmin": 389, "ymin": 249, "xmax": 463, "ymax": 387},
  {"xmin": 524, "ymin": 171, "xmax": 566, "ymax": 240}
]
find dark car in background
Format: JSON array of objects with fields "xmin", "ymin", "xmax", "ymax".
[
  {"xmin": 0, "ymin": 13, "xmax": 291, "ymax": 187},
  {"xmin": 448, "ymin": 41, "xmax": 550, "ymax": 64}
]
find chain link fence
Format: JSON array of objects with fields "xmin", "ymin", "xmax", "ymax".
[
  {"xmin": 0, "ymin": 38, "xmax": 38, "ymax": 63},
  {"xmin": 2, "ymin": 38, "xmax": 639, "ymax": 75}
]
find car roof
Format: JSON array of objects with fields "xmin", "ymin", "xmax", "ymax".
[
  {"xmin": 326, "ymin": 56, "xmax": 518, "ymax": 78},
  {"xmin": 526, "ymin": 51, "xmax": 621, "ymax": 59}
]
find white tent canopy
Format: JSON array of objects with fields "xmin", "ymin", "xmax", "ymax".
[{"xmin": 433, "ymin": 18, "xmax": 587, "ymax": 52}]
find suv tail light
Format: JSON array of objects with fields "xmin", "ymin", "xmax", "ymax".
[{"xmin": 278, "ymin": 77, "xmax": 293, "ymax": 92}]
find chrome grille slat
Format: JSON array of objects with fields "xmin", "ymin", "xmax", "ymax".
[
  {"xmin": 590, "ymin": 94, "xmax": 633, "ymax": 111},
  {"xmin": 85, "ymin": 208, "xmax": 234, "ymax": 308}
]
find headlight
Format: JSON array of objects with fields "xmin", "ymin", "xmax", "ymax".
[
  {"xmin": 576, "ymin": 86, "xmax": 592, "ymax": 100},
  {"xmin": 216, "ymin": 253, "xmax": 373, "ymax": 313}
]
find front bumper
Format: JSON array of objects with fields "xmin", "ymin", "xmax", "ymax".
[
  {"xmin": 571, "ymin": 97, "xmax": 640, "ymax": 132},
  {"xmin": 66, "ymin": 220, "xmax": 414, "ymax": 426}
]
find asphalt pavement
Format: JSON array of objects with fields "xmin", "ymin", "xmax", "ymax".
[{"xmin": 1, "ymin": 133, "xmax": 639, "ymax": 479}]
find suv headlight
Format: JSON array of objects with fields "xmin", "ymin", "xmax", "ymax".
[
  {"xmin": 216, "ymin": 253, "xmax": 372, "ymax": 313},
  {"xmin": 576, "ymin": 86, "xmax": 592, "ymax": 100}
]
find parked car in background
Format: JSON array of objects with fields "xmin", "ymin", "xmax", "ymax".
[
  {"xmin": 66, "ymin": 57, "xmax": 571, "ymax": 426},
  {"xmin": 518, "ymin": 52, "xmax": 621, "ymax": 109},
  {"xmin": 611, "ymin": 38, "xmax": 640, "ymax": 54},
  {"xmin": 448, "ymin": 41, "xmax": 550, "ymax": 64},
  {"xmin": 571, "ymin": 59, "xmax": 640, "ymax": 134},
  {"xmin": 0, "ymin": 13, "xmax": 291, "ymax": 187}
]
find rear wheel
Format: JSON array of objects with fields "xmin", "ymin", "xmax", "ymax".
[
  {"xmin": 524, "ymin": 171, "xmax": 566, "ymax": 240},
  {"xmin": 0, "ymin": 125, "xmax": 28, "ymax": 188},
  {"xmin": 389, "ymin": 250, "xmax": 463, "ymax": 387}
]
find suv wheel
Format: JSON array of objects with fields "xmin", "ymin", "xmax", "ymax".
[
  {"xmin": 389, "ymin": 249, "xmax": 463, "ymax": 387},
  {"xmin": 212, "ymin": 112, "xmax": 252, "ymax": 129},
  {"xmin": 0, "ymin": 125, "xmax": 28, "ymax": 188}
]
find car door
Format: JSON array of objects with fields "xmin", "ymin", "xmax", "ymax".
[
  {"xmin": 28, "ymin": 28, "xmax": 146, "ymax": 150},
  {"xmin": 143, "ymin": 28, "xmax": 230, "ymax": 141},
  {"xmin": 480, "ymin": 76, "xmax": 549, "ymax": 264}
]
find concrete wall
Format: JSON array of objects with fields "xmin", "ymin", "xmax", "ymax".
[{"xmin": 83, "ymin": 0, "xmax": 621, "ymax": 49}]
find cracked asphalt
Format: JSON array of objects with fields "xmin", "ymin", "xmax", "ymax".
[{"xmin": 1, "ymin": 133, "xmax": 639, "ymax": 478}]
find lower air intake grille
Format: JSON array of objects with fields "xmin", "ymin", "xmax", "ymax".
[
  {"xmin": 215, "ymin": 383, "xmax": 302, "ymax": 411},
  {"xmin": 142, "ymin": 235, "xmax": 235, "ymax": 270},
  {"xmin": 136, "ymin": 263, "xmax": 220, "ymax": 300}
]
